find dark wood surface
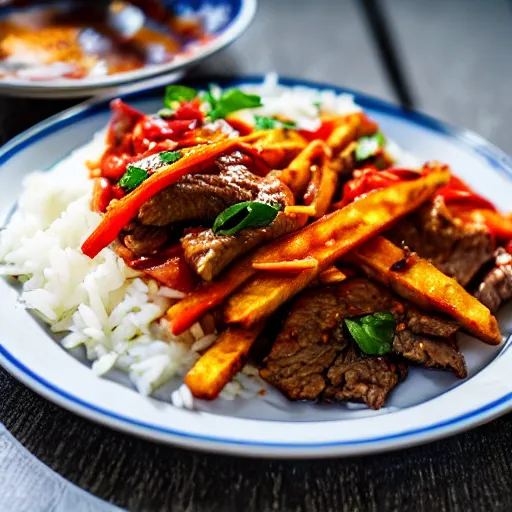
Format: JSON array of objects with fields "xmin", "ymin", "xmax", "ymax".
[{"xmin": 2, "ymin": 1, "xmax": 512, "ymax": 510}]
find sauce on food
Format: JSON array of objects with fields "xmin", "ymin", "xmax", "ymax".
[{"xmin": 0, "ymin": 2, "xmax": 208, "ymax": 81}]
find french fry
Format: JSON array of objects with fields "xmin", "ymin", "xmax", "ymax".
[
  {"xmin": 347, "ymin": 236, "xmax": 502, "ymax": 345},
  {"xmin": 326, "ymin": 113, "xmax": 377, "ymax": 152},
  {"xmin": 313, "ymin": 164, "xmax": 339, "ymax": 217},
  {"xmin": 168, "ymin": 169, "xmax": 450, "ymax": 334},
  {"xmin": 252, "ymin": 128, "xmax": 308, "ymax": 169},
  {"xmin": 318, "ymin": 266, "xmax": 348, "ymax": 285},
  {"xmin": 252, "ymin": 257, "xmax": 319, "ymax": 272},
  {"xmin": 279, "ymin": 140, "xmax": 330, "ymax": 197},
  {"xmin": 224, "ymin": 268, "xmax": 320, "ymax": 327},
  {"xmin": 184, "ymin": 324, "xmax": 264, "ymax": 400}
]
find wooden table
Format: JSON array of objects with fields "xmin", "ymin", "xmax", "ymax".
[{"xmin": 2, "ymin": 1, "xmax": 512, "ymax": 510}]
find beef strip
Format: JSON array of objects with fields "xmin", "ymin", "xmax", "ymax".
[
  {"xmin": 475, "ymin": 248, "xmax": 512, "ymax": 312},
  {"xmin": 137, "ymin": 151, "xmax": 291, "ymax": 226},
  {"xmin": 393, "ymin": 330, "xmax": 466, "ymax": 378},
  {"xmin": 323, "ymin": 346, "xmax": 406, "ymax": 409},
  {"xmin": 404, "ymin": 307, "xmax": 460, "ymax": 338},
  {"xmin": 387, "ymin": 198, "xmax": 493, "ymax": 286},
  {"xmin": 181, "ymin": 211, "xmax": 300, "ymax": 281},
  {"xmin": 260, "ymin": 278, "xmax": 466, "ymax": 409},
  {"xmin": 121, "ymin": 222, "xmax": 170, "ymax": 257}
]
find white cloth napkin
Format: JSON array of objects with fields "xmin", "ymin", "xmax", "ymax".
[{"xmin": 0, "ymin": 423, "xmax": 123, "ymax": 512}]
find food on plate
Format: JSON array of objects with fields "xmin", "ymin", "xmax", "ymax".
[
  {"xmin": 0, "ymin": 1, "xmax": 209, "ymax": 81},
  {"xmin": 1, "ymin": 76, "xmax": 509, "ymax": 411}
]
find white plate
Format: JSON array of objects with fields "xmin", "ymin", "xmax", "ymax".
[
  {"xmin": 0, "ymin": 0, "xmax": 256, "ymax": 98},
  {"xmin": 1, "ymin": 77, "xmax": 512, "ymax": 458}
]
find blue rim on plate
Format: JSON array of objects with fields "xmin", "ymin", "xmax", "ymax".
[{"xmin": 1, "ymin": 76, "xmax": 512, "ymax": 457}]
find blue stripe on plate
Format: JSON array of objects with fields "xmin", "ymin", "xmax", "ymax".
[{"xmin": 1, "ymin": 344, "xmax": 511, "ymax": 447}]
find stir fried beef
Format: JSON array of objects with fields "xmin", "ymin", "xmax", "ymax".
[
  {"xmin": 181, "ymin": 211, "xmax": 300, "ymax": 281},
  {"xmin": 121, "ymin": 151, "xmax": 298, "ymax": 278},
  {"xmin": 404, "ymin": 307, "xmax": 460, "ymax": 338},
  {"xmin": 475, "ymin": 248, "xmax": 512, "ymax": 313},
  {"xmin": 387, "ymin": 199, "xmax": 493, "ymax": 286},
  {"xmin": 323, "ymin": 346, "xmax": 406, "ymax": 409},
  {"xmin": 122, "ymin": 222, "xmax": 171, "ymax": 257},
  {"xmin": 393, "ymin": 330, "xmax": 466, "ymax": 378},
  {"xmin": 260, "ymin": 278, "xmax": 466, "ymax": 409},
  {"xmin": 138, "ymin": 152, "xmax": 288, "ymax": 226}
]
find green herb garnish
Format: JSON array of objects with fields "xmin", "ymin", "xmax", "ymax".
[
  {"xmin": 119, "ymin": 166, "xmax": 150, "ymax": 192},
  {"xmin": 164, "ymin": 85, "xmax": 197, "ymax": 107},
  {"xmin": 345, "ymin": 311, "xmax": 396, "ymax": 356},
  {"xmin": 254, "ymin": 116, "xmax": 276, "ymax": 130},
  {"xmin": 207, "ymin": 88, "xmax": 263, "ymax": 121},
  {"xmin": 354, "ymin": 131, "xmax": 386, "ymax": 161},
  {"xmin": 158, "ymin": 107, "xmax": 175, "ymax": 119},
  {"xmin": 213, "ymin": 201, "xmax": 281, "ymax": 236},
  {"xmin": 254, "ymin": 116, "xmax": 297, "ymax": 130},
  {"xmin": 159, "ymin": 150, "xmax": 183, "ymax": 164}
]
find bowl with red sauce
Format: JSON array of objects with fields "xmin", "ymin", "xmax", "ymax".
[{"xmin": 0, "ymin": 0, "xmax": 256, "ymax": 97}]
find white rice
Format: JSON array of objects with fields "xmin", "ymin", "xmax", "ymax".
[{"xmin": 0, "ymin": 78, "xmax": 410, "ymax": 407}]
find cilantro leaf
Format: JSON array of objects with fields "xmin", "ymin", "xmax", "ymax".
[
  {"xmin": 159, "ymin": 150, "xmax": 183, "ymax": 164},
  {"xmin": 345, "ymin": 311, "xmax": 395, "ymax": 356},
  {"xmin": 213, "ymin": 201, "xmax": 281, "ymax": 236},
  {"xmin": 164, "ymin": 85, "xmax": 197, "ymax": 108},
  {"xmin": 208, "ymin": 89, "xmax": 262, "ymax": 121},
  {"xmin": 119, "ymin": 166, "xmax": 150, "ymax": 192}
]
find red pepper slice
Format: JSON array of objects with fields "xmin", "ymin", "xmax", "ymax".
[
  {"xmin": 130, "ymin": 245, "xmax": 197, "ymax": 293},
  {"xmin": 173, "ymin": 99, "xmax": 204, "ymax": 122},
  {"xmin": 436, "ymin": 188, "xmax": 497, "ymax": 211},
  {"xmin": 338, "ymin": 167, "xmax": 413, "ymax": 206},
  {"xmin": 458, "ymin": 209, "xmax": 512, "ymax": 240},
  {"xmin": 298, "ymin": 119, "xmax": 337, "ymax": 142},
  {"xmin": 107, "ymin": 99, "xmax": 145, "ymax": 146},
  {"xmin": 91, "ymin": 178, "xmax": 113, "ymax": 213},
  {"xmin": 143, "ymin": 256, "xmax": 197, "ymax": 293},
  {"xmin": 225, "ymin": 117, "xmax": 254, "ymax": 136}
]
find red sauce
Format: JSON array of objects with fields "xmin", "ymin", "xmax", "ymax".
[{"xmin": 0, "ymin": 3, "xmax": 207, "ymax": 81}]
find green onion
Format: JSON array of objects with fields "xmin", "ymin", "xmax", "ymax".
[
  {"xmin": 119, "ymin": 166, "xmax": 150, "ymax": 192},
  {"xmin": 164, "ymin": 85, "xmax": 197, "ymax": 108},
  {"xmin": 213, "ymin": 201, "xmax": 281, "ymax": 236},
  {"xmin": 159, "ymin": 150, "xmax": 183, "ymax": 164},
  {"xmin": 207, "ymin": 88, "xmax": 263, "ymax": 121},
  {"xmin": 354, "ymin": 131, "xmax": 386, "ymax": 161},
  {"xmin": 345, "ymin": 311, "xmax": 396, "ymax": 356},
  {"xmin": 254, "ymin": 116, "xmax": 297, "ymax": 130}
]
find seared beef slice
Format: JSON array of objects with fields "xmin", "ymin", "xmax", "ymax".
[
  {"xmin": 324, "ymin": 346, "xmax": 406, "ymax": 409},
  {"xmin": 475, "ymin": 248, "xmax": 512, "ymax": 313},
  {"xmin": 387, "ymin": 199, "xmax": 493, "ymax": 286},
  {"xmin": 260, "ymin": 279, "xmax": 466, "ymax": 409}
]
